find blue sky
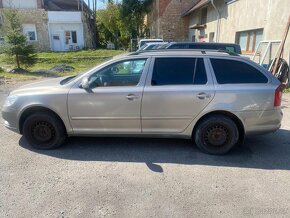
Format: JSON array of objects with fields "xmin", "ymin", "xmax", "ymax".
[{"xmin": 84, "ymin": 0, "xmax": 106, "ymax": 10}]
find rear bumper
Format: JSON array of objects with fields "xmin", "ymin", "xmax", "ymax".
[{"xmin": 238, "ymin": 109, "xmax": 283, "ymax": 136}]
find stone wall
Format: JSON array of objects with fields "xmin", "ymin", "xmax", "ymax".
[
  {"xmin": 159, "ymin": 0, "xmax": 191, "ymax": 41},
  {"xmin": 0, "ymin": 8, "xmax": 50, "ymax": 51},
  {"xmin": 147, "ymin": 0, "xmax": 193, "ymax": 41}
]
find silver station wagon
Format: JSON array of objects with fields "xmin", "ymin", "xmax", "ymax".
[{"xmin": 2, "ymin": 50, "xmax": 283, "ymax": 154}]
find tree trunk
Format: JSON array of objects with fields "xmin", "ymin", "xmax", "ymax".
[{"xmin": 16, "ymin": 54, "xmax": 20, "ymax": 69}]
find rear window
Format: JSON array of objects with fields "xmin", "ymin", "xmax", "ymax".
[
  {"xmin": 152, "ymin": 58, "xmax": 207, "ymax": 85},
  {"xmin": 210, "ymin": 59, "xmax": 268, "ymax": 84}
]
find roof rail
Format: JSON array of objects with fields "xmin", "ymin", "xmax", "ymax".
[
  {"xmin": 216, "ymin": 49, "xmax": 240, "ymax": 56},
  {"xmin": 130, "ymin": 49, "xmax": 240, "ymax": 56}
]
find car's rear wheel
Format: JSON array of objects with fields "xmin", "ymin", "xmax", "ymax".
[
  {"xmin": 23, "ymin": 112, "xmax": 66, "ymax": 149},
  {"xmin": 194, "ymin": 115, "xmax": 239, "ymax": 155}
]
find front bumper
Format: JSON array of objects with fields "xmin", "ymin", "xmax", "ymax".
[{"xmin": 2, "ymin": 107, "xmax": 20, "ymax": 134}]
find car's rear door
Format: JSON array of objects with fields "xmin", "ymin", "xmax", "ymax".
[{"xmin": 141, "ymin": 56, "xmax": 215, "ymax": 133}]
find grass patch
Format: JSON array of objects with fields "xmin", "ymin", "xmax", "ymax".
[{"xmin": 0, "ymin": 49, "xmax": 126, "ymax": 80}]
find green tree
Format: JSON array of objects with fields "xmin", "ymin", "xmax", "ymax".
[
  {"xmin": 2, "ymin": 9, "xmax": 37, "ymax": 69},
  {"xmin": 97, "ymin": 2, "xmax": 129, "ymax": 49},
  {"xmin": 121, "ymin": 0, "xmax": 152, "ymax": 39},
  {"xmin": 96, "ymin": 0, "xmax": 151, "ymax": 49}
]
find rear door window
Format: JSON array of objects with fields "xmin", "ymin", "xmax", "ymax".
[
  {"xmin": 210, "ymin": 59, "xmax": 268, "ymax": 84},
  {"xmin": 151, "ymin": 58, "xmax": 207, "ymax": 85}
]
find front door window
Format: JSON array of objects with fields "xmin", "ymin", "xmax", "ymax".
[{"xmin": 88, "ymin": 59, "xmax": 147, "ymax": 88}]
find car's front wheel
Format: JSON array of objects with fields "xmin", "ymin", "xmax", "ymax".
[
  {"xmin": 194, "ymin": 115, "xmax": 239, "ymax": 155},
  {"xmin": 23, "ymin": 112, "xmax": 66, "ymax": 149}
]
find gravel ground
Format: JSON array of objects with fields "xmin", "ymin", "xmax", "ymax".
[{"xmin": 0, "ymin": 80, "xmax": 290, "ymax": 217}]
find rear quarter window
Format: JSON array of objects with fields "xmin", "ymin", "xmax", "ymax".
[{"xmin": 210, "ymin": 59, "xmax": 268, "ymax": 84}]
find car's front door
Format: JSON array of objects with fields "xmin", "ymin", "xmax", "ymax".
[
  {"xmin": 68, "ymin": 58, "xmax": 149, "ymax": 134},
  {"xmin": 141, "ymin": 57, "xmax": 215, "ymax": 133}
]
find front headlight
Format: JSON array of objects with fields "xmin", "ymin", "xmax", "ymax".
[{"xmin": 3, "ymin": 95, "xmax": 18, "ymax": 107}]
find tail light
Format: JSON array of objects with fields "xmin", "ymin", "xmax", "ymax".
[{"xmin": 274, "ymin": 84, "xmax": 283, "ymax": 107}]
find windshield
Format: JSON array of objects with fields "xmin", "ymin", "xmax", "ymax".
[
  {"xmin": 158, "ymin": 43, "xmax": 169, "ymax": 49},
  {"xmin": 137, "ymin": 43, "xmax": 149, "ymax": 51},
  {"xmin": 140, "ymin": 40, "xmax": 163, "ymax": 47}
]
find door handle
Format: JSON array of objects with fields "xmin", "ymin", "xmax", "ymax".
[
  {"xmin": 196, "ymin": 92, "xmax": 211, "ymax": 99},
  {"xmin": 126, "ymin": 94, "xmax": 139, "ymax": 101}
]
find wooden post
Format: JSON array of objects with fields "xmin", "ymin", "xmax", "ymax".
[{"xmin": 271, "ymin": 16, "xmax": 290, "ymax": 75}]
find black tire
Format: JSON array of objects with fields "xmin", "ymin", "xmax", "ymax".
[
  {"xmin": 193, "ymin": 115, "xmax": 239, "ymax": 155},
  {"xmin": 23, "ymin": 112, "xmax": 66, "ymax": 149}
]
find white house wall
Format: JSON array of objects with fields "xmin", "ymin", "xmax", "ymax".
[
  {"xmin": 48, "ymin": 11, "xmax": 84, "ymax": 51},
  {"xmin": 48, "ymin": 11, "xmax": 82, "ymax": 23},
  {"xmin": 48, "ymin": 23, "xmax": 84, "ymax": 51}
]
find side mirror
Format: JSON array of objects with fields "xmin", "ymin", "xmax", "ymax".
[{"xmin": 80, "ymin": 77, "xmax": 90, "ymax": 89}]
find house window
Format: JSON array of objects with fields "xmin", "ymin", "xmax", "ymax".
[
  {"xmin": 28, "ymin": 31, "xmax": 36, "ymax": 41},
  {"xmin": 53, "ymin": 35, "xmax": 60, "ymax": 40},
  {"xmin": 236, "ymin": 29, "xmax": 263, "ymax": 53},
  {"xmin": 200, "ymin": 7, "xmax": 207, "ymax": 24},
  {"xmin": 71, "ymin": 31, "xmax": 77, "ymax": 43},
  {"xmin": 65, "ymin": 31, "xmax": 78, "ymax": 44},
  {"xmin": 22, "ymin": 24, "xmax": 37, "ymax": 41}
]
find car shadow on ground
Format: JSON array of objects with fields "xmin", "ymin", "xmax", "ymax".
[{"xmin": 19, "ymin": 129, "xmax": 290, "ymax": 172}]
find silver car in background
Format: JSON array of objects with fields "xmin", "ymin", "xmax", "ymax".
[{"xmin": 2, "ymin": 50, "xmax": 283, "ymax": 154}]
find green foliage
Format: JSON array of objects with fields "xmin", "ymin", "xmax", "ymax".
[
  {"xmin": 121, "ymin": 0, "xmax": 151, "ymax": 38},
  {"xmin": 96, "ymin": 0, "xmax": 151, "ymax": 49},
  {"xmin": 2, "ymin": 9, "xmax": 37, "ymax": 69},
  {"xmin": 97, "ymin": 3, "xmax": 129, "ymax": 49},
  {"xmin": 283, "ymin": 87, "xmax": 290, "ymax": 93}
]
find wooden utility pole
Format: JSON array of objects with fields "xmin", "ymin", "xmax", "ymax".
[
  {"xmin": 271, "ymin": 16, "xmax": 290, "ymax": 75},
  {"xmin": 86, "ymin": 0, "xmax": 98, "ymax": 49}
]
